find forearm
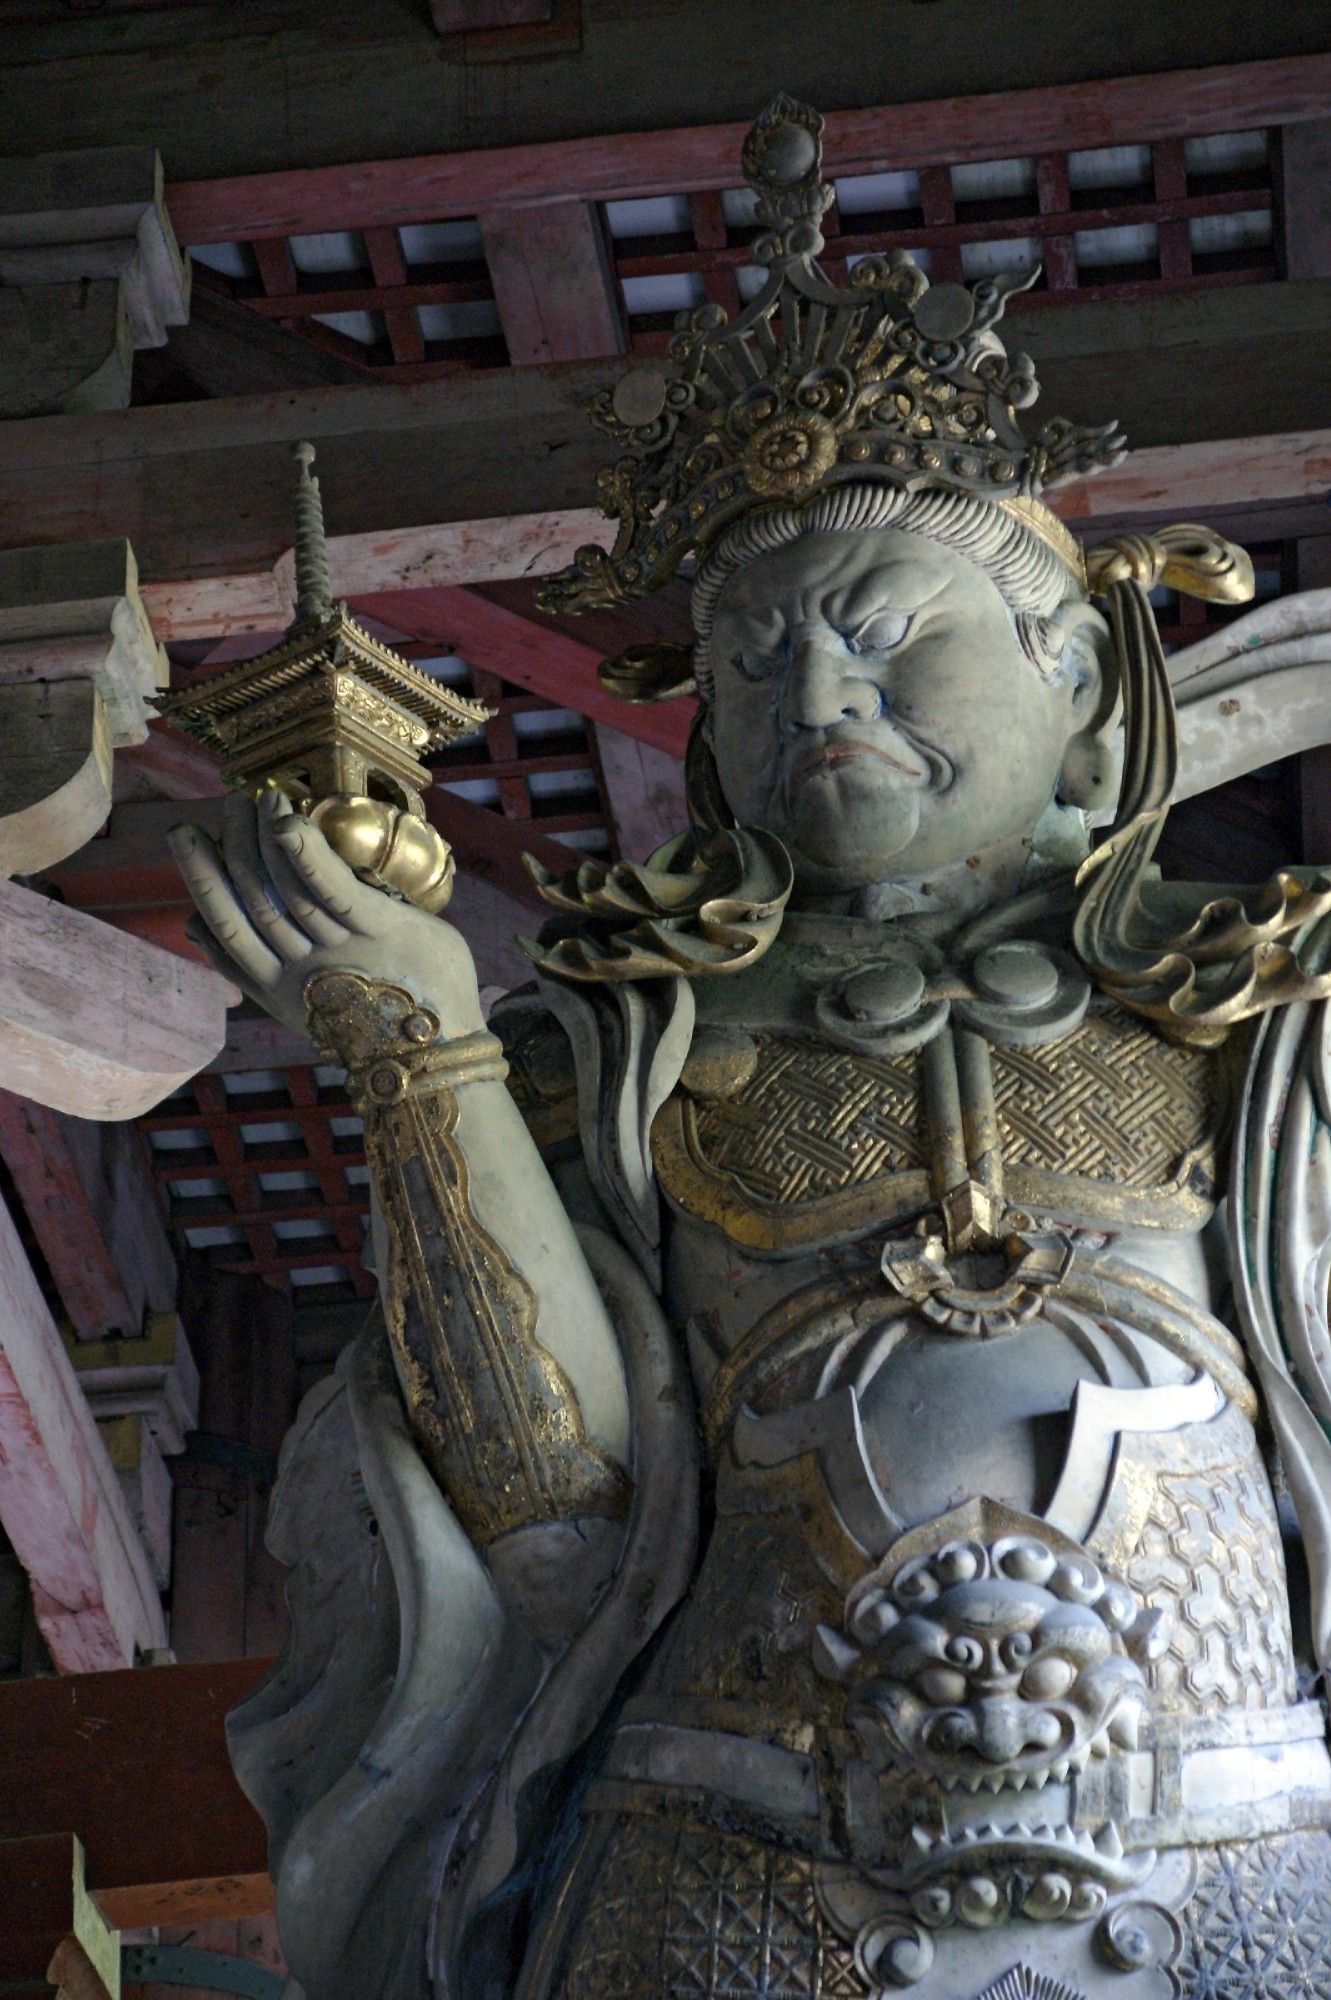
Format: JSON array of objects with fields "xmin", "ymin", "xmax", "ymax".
[{"xmin": 306, "ymin": 969, "xmax": 631, "ymax": 1547}]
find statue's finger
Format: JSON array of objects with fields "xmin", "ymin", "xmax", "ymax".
[
  {"xmin": 221, "ymin": 792, "xmax": 314, "ymax": 965},
  {"xmin": 167, "ymin": 823, "xmax": 284, "ymax": 987},
  {"xmin": 263, "ymin": 799, "xmax": 381, "ymax": 939},
  {"xmin": 255, "ymin": 793, "xmax": 352, "ymax": 947}
]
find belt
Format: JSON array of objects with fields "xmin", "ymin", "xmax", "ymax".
[{"xmin": 589, "ymin": 1703, "xmax": 1331, "ymax": 1865}]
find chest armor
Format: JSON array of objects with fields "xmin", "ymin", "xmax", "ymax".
[{"xmin": 652, "ymin": 994, "xmax": 1227, "ymax": 1252}]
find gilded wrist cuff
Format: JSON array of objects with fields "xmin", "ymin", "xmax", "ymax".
[{"xmin": 303, "ymin": 970, "xmax": 507, "ymax": 1108}]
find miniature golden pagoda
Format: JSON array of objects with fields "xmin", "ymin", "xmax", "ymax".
[{"xmin": 159, "ymin": 443, "xmax": 490, "ymax": 911}]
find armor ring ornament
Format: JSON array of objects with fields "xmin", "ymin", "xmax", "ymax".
[
  {"xmin": 816, "ymin": 951, "xmax": 951, "ymax": 1054},
  {"xmin": 954, "ymin": 943, "xmax": 1091, "ymax": 1047},
  {"xmin": 880, "ymin": 1223, "xmax": 1076, "ymax": 1337}
]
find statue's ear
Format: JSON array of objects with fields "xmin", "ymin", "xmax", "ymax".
[{"xmin": 1054, "ymin": 603, "xmax": 1121, "ymax": 811}]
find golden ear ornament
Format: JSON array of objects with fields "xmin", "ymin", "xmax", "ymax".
[
  {"xmin": 1085, "ymin": 524, "xmax": 1256, "ymax": 605},
  {"xmin": 596, "ymin": 643, "xmax": 697, "ymax": 705},
  {"xmin": 1074, "ymin": 530, "xmax": 1331, "ymax": 1045}
]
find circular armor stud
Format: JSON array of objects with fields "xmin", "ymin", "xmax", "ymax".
[
  {"xmin": 955, "ymin": 939, "xmax": 1091, "ymax": 1048},
  {"xmin": 912, "ymin": 282, "xmax": 975, "ymax": 342},
  {"xmin": 815, "ymin": 954, "xmax": 950, "ymax": 1055},
  {"xmin": 611, "ymin": 365, "xmax": 668, "ymax": 428},
  {"xmin": 841, "ymin": 961, "xmax": 927, "ymax": 1024},
  {"xmin": 974, "ymin": 943, "xmax": 1060, "ymax": 1011},
  {"xmin": 760, "ymin": 121, "xmax": 819, "ymax": 183}
]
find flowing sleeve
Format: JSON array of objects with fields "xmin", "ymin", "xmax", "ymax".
[{"xmin": 1230, "ymin": 911, "xmax": 1331, "ymax": 1672}]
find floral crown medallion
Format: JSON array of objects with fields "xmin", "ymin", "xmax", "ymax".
[{"xmin": 536, "ymin": 93, "xmax": 1125, "ymax": 627}]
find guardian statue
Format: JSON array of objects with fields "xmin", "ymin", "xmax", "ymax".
[{"xmin": 171, "ymin": 96, "xmax": 1331, "ymax": 2000}]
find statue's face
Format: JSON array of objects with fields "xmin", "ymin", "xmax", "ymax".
[{"xmin": 706, "ymin": 527, "xmax": 1100, "ymax": 889}]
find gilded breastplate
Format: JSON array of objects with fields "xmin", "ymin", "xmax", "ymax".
[
  {"xmin": 653, "ymin": 994, "xmax": 1226, "ymax": 1252},
  {"xmin": 500, "ymin": 932, "xmax": 1331, "ymax": 1996}
]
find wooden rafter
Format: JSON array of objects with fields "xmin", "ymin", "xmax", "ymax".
[
  {"xmin": 353, "ymin": 588, "xmax": 694, "ymax": 758},
  {"xmin": 0, "ymin": 1096, "xmax": 141, "ymax": 1340},
  {"xmin": 11, "ymin": 284, "xmax": 1331, "ymax": 636},
  {"xmin": 0, "ymin": 1188, "xmax": 167, "ymax": 1671},
  {"xmin": 0, "ymin": 1657, "xmax": 271, "ymax": 1925},
  {"xmin": 480, "ymin": 200, "xmax": 625, "ymax": 365},
  {"xmin": 140, "ymin": 54, "xmax": 1331, "ymax": 385},
  {"xmin": 166, "ymin": 54, "xmax": 1331, "ymax": 241}
]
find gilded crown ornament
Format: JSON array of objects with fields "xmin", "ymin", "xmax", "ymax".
[
  {"xmin": 537, "ymin": 91, "xmax": 1124, "ymax": 641},
  {"xmin": 158, "ymin": 442, "xmax": 489, "ymax": 912}
]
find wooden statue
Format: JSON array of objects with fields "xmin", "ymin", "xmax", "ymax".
[{"xmin": 172, "ymin": 97, "xmax": 1331, "ymax": 2000}]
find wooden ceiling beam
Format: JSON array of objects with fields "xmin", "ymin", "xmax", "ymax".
[
  {"xmin": 0, "ymin": 1093, "xmax": 177, "ymax": 1341},
  {"xmin": 480, "ymin": 200, "xmax": 626, "ymax": 365},
  {"xmin": 145, "ymin": 285, "xmax": 365, "ymax": 400},
  {"xmin": 426, "ymin": 784, "xmax": 574, "ymax": 909},
  {"xmin": 124, "ymin": 426, "xmax": 1331, "ymax": 644},
  {"xmin": 353, "ymin": 587, "xmax": 694, "ymax": 757},
  {"xmin": 593, "ymin": 723, "xmax": 690, "ymax": 864},
  {"xmin": 114, "ymin": 720, "xmax": 229, "ymax": 803},
  {"xmin": 7, "ymin": 284, "xmax": 1331, "ymax": 633},
  {"xmin": 8, "ymin": 2, "xmax": 1331, "ymax": 187},
  {"xmin": 0, "ymin": 1656, "xmax": 271, "ymax": 1923},
  {"xmin": 1277, "ymin": 117, "xmax": 1331, "ymax": 280},
  {"xmin": 0, "ymin": 1188, "xmax": 167, "ymax": 1671},
  {"xmin": 166, "ymin": 53, "xmax": 1331, "ymax": 241},
  {"xmin": 0, "ymin": 880, "xmax": 228, "ymax": 1120},
  {"xmin": 0, "ymin": 1096, "xmax": 138, "ymax": 1340}
]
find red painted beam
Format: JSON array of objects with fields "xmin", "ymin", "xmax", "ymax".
[
  {"xmin": 0, "ymin": 1658, "xmax": 273, "ymax": 1926},
  {"xmin": 167, "ymin": 54, "xmax": 1331, "ymax": 242},
  {"xmin": 0, "ymin": 1189, "xmax": 167, "ymax": 1671},
  {"xmin": 115, "ymin": 722, "xmax": 229, "ymax": 804},
  {"xmin": 434, "ymin": 0, "xmax": 553, "ymax": 27},
  {"xmin": 428, "ymin": 785, "xmax": 573, "ymax": 909},
  {"xmin": 0, "ymin": 1095, "xmax": 137, "ymax": 1340},
  {"xmin": 353, "ymin": 587, "xmax": 694, "ymax": 759},
  {"xmin": 480, "ymin": 200, "xmax": 625, "ymax": 365},
  {"xmin": 0, "ymin": 1833, "xmax": 114, "ymax": 1996}
]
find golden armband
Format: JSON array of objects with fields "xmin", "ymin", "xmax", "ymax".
[{"xmin": 304, "ymin": 970, "xmax": 629, "ymax": 1545}]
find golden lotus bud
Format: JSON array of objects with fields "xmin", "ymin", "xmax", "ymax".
[{"xmin": 309, "ymin": 794, "xmax": 455, "ymax": 914}]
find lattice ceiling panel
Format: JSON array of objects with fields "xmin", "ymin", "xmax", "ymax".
[
  {"xmin": 144, "ymin": 1066, "xmax": 373, "ymax": 1306},
  {"xmin": 182, "ymin": 123, "xmax": 1277, "ymax": 384}
]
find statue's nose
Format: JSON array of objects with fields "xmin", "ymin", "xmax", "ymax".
[
  {"xmin": 783, "ymin": 640, "xmax": 881, "ymax": 730},
  {"xmin": 973, "ymin": 1697, "xmax": 1063, "ymax": 1764}
]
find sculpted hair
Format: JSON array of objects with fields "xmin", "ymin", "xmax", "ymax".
[{"xmin": 690, "ymin": 481, "xmax": 1077, "ymax": 698}]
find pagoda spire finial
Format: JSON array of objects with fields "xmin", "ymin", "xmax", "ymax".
[{"xmin": 292, "ymin": 440, "xmax": 333, "ymax": 624}]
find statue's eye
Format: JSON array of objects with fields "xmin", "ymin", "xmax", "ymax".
[
  {"xmin": 845, "ymin": 613, "xmax": 911, "ymax": 657},
  {"xmin": 731, "ymin": 649, "xmax": 776, "ymax": 683},
  {"xmin": 1020, "ymin": 1656, "xmax": 1076, "ymax": 1701}
]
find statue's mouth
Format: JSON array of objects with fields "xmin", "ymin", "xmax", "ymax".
[
  {"xmin": 933, "ymin": 1738, "xmax": 1097, "ymax": 1794},
  {"xmin": 900, "ymin": 1812, "xmax": 1148, "ymax": 1892},
  {"xmin": 787, "ymin": 728, "xmax": 952, "ymax": 797}
]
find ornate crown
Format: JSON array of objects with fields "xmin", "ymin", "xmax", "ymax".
[{"xmin": 537, "ymin": 93, "xmax": 1125, "ymax": 622}]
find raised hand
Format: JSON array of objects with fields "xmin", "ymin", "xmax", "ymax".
[{"xmin": 168, "ymin": 789, "xmax": 486, "ymax": 1041}]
